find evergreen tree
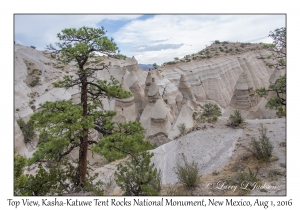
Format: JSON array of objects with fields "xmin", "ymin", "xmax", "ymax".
[
  {"xmin": 14, "ymin": 151, "xmax": 29, "ymax": 195},
  {"xmin": 114, "ymin": 151, "xmax": 161, "ymax": 196},
  {"xmin": 256, "ymin": 27, "xmax": 286, "ymax": 117},
  {"xmin": 92, "ymin": 121, "xmax": 160, "ymax": 196},
  {"xmin": 92, "ymin": 121, "xmax": 152, "ymax": 162},
  {"xmin": 28, "ymin": 26, "xmax": 132, "ymax": 193},
  {"xmin": 200, "ymin": 103, "xmax": 222, "ymax": 117},
  {"xmin": 152, "ymin": 63, "xmax": 159, "ymax": 69},
  {"xmin": 19, "ymin": 26, "xmax": 161, "ymax": 196}
]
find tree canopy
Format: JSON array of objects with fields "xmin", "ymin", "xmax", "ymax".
[
  {"xmin": 19, "ymin": 26, "xmax": 160, "ymax": 196},
  {"xmin": 256, "ymin": 27, "xmax": 286, "ymax": 117},
  {"xmin": 25, "ymin": 26, "xmax": 134, "ymax": 194}
]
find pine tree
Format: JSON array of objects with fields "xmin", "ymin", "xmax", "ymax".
[
  {"xmin": 22, "ymin": 26, "xmax": 161, "ymax": 195},
  {"xmin": 14, "ymin": 151, "xmax": 29, "ymax": 195},
  {"xmin": 256, "ymin": 27, "xmax": 286, "ymax": 117},
  {"xmin": 92, "ymin": 121, "xmax": 160, "ymax": 196},
  {"xmin": 28, "ymin": 26, "xmax": 132, "ymax": 193},
  {"xmin": 114, "ymin": 151, "xmax": 161, "ymax": 196}
]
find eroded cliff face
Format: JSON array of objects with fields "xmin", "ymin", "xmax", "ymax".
[
  {"xmin": 159, "ymin": 51, "xmax": 273, "ymax": 108},
  {"xmin": 14, "ymin": 44, "xmax": 147, "ymax": 156},
  {"xmin": 14, "ymin": 44, "xmax": 281, "ymax": 156}
]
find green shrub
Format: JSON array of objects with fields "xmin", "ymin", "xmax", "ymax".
[
  {"xmin": 200, "ymin": 115, "xmax": 206, "ymax": 123},
  {"xmin": 263, "ymin": 44, "xmax": 274, "ymax": 49},
  {"xmin": 248, "ymin": 124, "xmax": 274, "ymax": 161},
  {"xmin": 200, "ymin": 103, "xmax": 222, "ymax": 118},
  {"xmin": 192, "ymin": 112, "xmax": 197, "ymax": 120},
  {"xmin": 226, "ymin": 168, "xmax": 259, "ymax": 191},
  {"xmin": 174, "ymin": 154, "xmax": 200, "ymax": 188},
  {"xmin": 212, "ymin": 115, "xmax": 218, "ymax": 122},
  {"xmin": 177, "ymin": 123, "xmax": 187, "ymax": 136},
  {"xmin": 14, "ymin": 151, "xmax": 29, "ymax": 195},
  {"xmin": 228, "ymin": 110, "xmax": 244, "ymax": 127},
  {"xmin": 114, "ymin": 151, "xmax": 161, "ymax": 196},
  {"xmin": 17, "ymin": 119, "xmax": 35, "ymax": 143}
]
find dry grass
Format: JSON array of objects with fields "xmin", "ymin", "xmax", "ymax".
[{"xmin": 159, "ymin": 147, "xmax": 284, "ymax": 196}]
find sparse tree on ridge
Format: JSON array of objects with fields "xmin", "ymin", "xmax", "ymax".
[{"xmin": 153, "ymin": 63, "xmax": 159, "ymax": 69}]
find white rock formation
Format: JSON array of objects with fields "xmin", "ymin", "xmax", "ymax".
[
  {"xmin": 14, "ymin": 44, "xmax": 283, "ymax": 156},
  {"xmin": 113, "ymin": 78, "xmax": 137, "ymax": 122}
]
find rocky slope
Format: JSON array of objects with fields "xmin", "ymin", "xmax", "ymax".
[
  {"xmin": 14, "ymin": 43, "xmax": 286, "ymax": 195},
  {"xmin": 14, "ymin": 42, "xmax": 283, "ymax": 155}
]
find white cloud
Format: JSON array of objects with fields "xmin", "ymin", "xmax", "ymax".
[
  {"xmin": 14, "ymin": 14, "xmax": 141, "ymax": 50},
  {"xmin": 14, "ymin": 14, "xmax": 285, "ymax": 64},
  {"xmin": 113, "ymin": 15, "xmax": 285, "ymax": 64}
]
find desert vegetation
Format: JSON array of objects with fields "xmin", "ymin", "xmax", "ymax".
[
  {"xmin": 177, "ymin": 123, "xmax": 187, "ymax": 136},
  {"xmin": 174, "ymin": 154, "xmax": 200, "ymax": 188},
  {"xmin": 114, "ymin": 151, "xmax": 161, "ymax": 195},
  {"xmin": 23, "ymin": 60, "xmax": 42, "ymax": 87},
  {"xmin": 247, "ymin": 124, "xmax": 274, "ymax": 161},
  {"xmin": 193, "ymin": 103, "xmax": 222, "ymax": 123},
  {"xmin": 16, "ymin": 119, "xmax": 35, "ymax": 143},
  {"xmin": 227, "ymin": 110, "xmax": 244, "ymax": 128},
  {"xmin": 255, "ymin": 27, "xmax": 286, "ymax": 117},
  {"xmin": 14, "ymin": 27, "xmax": 286, "ymax": 196}
]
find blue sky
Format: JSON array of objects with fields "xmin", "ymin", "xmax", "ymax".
[{"xmin": 14, "ymin": 14, "xmax": 285, "ymax": 65}]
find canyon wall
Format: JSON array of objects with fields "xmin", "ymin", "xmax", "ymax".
[{"xmin": 14, "ymin": 44, "xmax": 280, "ymax": 156}]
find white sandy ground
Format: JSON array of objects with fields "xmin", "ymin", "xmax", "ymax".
[
  {"xmin": 91, "ymin": 117, "xmax": 285, "ymax": 195},
  {"xmin": 151, "ymin": 117, "xmax": 286, "ymax": 186}
]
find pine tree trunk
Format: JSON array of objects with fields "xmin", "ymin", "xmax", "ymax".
[{"xmin": 77, "ymin": 74, "xmax": 89, "ymax": 188}]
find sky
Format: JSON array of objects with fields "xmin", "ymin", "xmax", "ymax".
[{"xmin": 14, "ymin": 14, "xmax": 285, "ymax": 65}]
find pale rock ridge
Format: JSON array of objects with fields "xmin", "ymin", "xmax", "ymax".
[
  {"xmin": 114, "ymin": 78, "xmax": 136, "ymax": 122},
  {"xmin": 151, "ymin": 99, "xmax": 168, "ymax": 122},
  {"xmin": 144, "ymin": 71, "xmax": 153, "ymax": 97},
  {"xmin": 147, "ymin": 78, "xmax": 161, "ymax": 104},
  {"xmin": 178, "ymin": 74, "xmax": 193, "ymax": 100},
  {"xmin": 160, "ymin": 50, "xmax": 275, "ymax": 108},
  {"xmin": 126, "ymin": 69, "xmax": 139, "ymax": 88},
  {"xmin": 147, "ymin": 98, "xmax": 172, "ymax": 143},
  {"xmin": 14, "ymin": 45, "xmax": 281, "ymax": 157},
  {"xmin": 126, "ymin": 70, "xmax": 145, "ymax": 120},
  {"xmin": 230, "ymin": 60, "xmax": 258, "ymax": 110},
  {"xmin": 140, "ymin": 79, "xmax": 174, "ymax": 145}
]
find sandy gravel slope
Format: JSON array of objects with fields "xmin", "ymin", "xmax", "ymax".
[{"xmin": 151, "ymin": 117, "xmax": 286, "ymax": 187}]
